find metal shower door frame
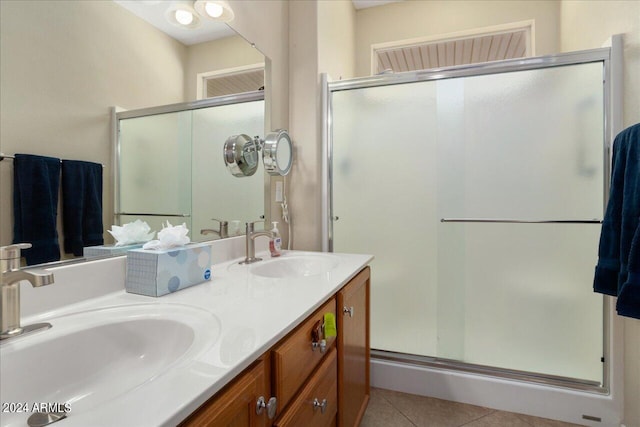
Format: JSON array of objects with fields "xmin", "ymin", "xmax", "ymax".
[{"xmin": 323, "ymin": 46, "xmax": 619, "ymax": 396}]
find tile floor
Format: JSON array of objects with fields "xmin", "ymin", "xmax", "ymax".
[{"xmin": 361, "ymin": 388, "xmax": 585, "ymax": 427}]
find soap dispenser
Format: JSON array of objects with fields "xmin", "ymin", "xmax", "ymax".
[{"xmin": 269, "ymin": 221, "xmax": 282, "ymax": 257}]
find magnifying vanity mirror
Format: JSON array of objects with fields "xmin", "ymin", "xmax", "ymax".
[
  {"xmin": 263, "ymin": 129, "xmax": 293, "ymax": 176},
  {"xmin": 223, "ymin": 129, "xmax": 293, "ymax": 177}
]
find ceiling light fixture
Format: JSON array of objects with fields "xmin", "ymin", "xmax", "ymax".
[
  {"xmin": 164, "ymin": 1, "xmax": 201, "ymax": 29},
  {"xmin": 194, "ymin": 0, "xmax": 235, "ymax": 22}
]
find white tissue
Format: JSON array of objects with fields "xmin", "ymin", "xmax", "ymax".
[
  {"xmin": 108, "ymin": 220, "xmax": 156, "ymax": 246},
  {"xmin": 142, "ymin": 221, "xmax": 191, "ymax": 250}
]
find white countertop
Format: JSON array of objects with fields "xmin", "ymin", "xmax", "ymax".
[{"xmin": 0, "ymin": 250, "xmax": 372, "ymax": 427}]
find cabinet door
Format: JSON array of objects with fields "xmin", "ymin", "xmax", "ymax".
[
  {"xmin": 273, "ymin": 298, "xmax": 337, "ymax": 410},
  {"xmin": 180, "ymin": 357, "xmax": 271, "ymax": 427},
  {"xmin": 337, "ymin": 267, "xmax": 370, "ymax": 427},
  {"xmin": 274, "ymin": 347, "xmax": 338, "ymax": 427}
]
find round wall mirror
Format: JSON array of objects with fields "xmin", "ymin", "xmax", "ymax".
[
  {"xmin": 223, "ymin": 134, "xmax": 259, "ymax": 177},
  {"xmin": 263, "ymin": 129, "xmax": 293, "ymax": 176}
]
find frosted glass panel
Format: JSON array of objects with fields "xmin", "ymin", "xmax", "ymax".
[
  {"xmin": 439, "ymin": 63, "xmax": 604, "ymax": 220},
  {"xmin": 333, "ymin": 82, "xmax": 439, "ymax": 356},
  {"xmin": 331, "ymin": 61, "xmax": 605, "ymax": 384},
  {"xmin": 192, "ymin": 100, "xmax": 264, "ymax": 237},
  {"xmin": 437, "ymin": 223, "xmax": 603, "ymax": 381},
  {"xmin": 119, "ymin": 111, "xmax": 192, "ymax": 218}
]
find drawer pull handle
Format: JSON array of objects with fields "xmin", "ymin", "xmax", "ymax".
[
  {"xmin": 256, "ymin": 396, "xmax": 277, "ymax": 419},
  {"xmin": 343, "ymin": 306, "xmax": 354, "ymax": 317},
  {"xmin": 313, "ymin": 398, "xmax": 328, "ymax": 414},
  {"xmin": 311, "ymin": 339, "xmax": 327, "ymax": 353}
]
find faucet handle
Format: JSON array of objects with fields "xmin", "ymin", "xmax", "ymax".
[
  {"xmin": 246, "ymin": 219, "xmax": 265, "ymax": 233},
  {"xmin": 211, "ymin": 218, "xmax": 229, "ymax": 226},
  {"xmin": 0, "ymin": 243, "xmax": 32, "ymax": 260}
]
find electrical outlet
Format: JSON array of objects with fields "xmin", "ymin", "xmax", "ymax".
[{"xmin": 275, "ymin": 181, "xmax": 283, "ymax": 202}]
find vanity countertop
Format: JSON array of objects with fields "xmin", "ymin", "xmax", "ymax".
[{"xmin": 0, "ymin": 250, "xmax": 373, "ymax": 427}]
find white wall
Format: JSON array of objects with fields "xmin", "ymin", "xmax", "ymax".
[{"xmin": 319, "ymin": 0, "xmax": 357, "ymax": 81}]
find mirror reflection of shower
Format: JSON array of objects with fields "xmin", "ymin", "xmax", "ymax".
[{"xmin": 116, "ymin": 92, "xmax": 265, "ymax": 242}]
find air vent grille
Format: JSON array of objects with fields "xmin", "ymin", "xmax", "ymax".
[
  {"xmin": 375, "ymin": 28, "xmax": 529, "ymax": 74},
  {"xmin": 206, "ymin": 68, "xmax": 265, "ymax": 98}
]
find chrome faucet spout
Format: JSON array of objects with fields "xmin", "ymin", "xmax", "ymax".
[
  {"xmin": 2, "ymin": 269, "xmax": 54, "ymax": 288},
  {"xmin": 201, "ymin": 219, "xmax": 229, "ymax": 239},
  {"xmin": 1, "ymin": 244, "xmax": 55, "ymax": 341},
  {"xmin": 240, "ymin": 221, "xmax": 273, "ymax": 264}
]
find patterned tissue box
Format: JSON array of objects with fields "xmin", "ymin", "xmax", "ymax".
[
  {"xmin": 83, "ymin": 243, "xmax": 144, "ymax": 258},
  {"xmin": 125, "ymin": 243, "xmax": 212, "ymax": 297}
]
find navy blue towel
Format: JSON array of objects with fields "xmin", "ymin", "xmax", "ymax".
[
  {"xmin": 594, "ymin": 123, "xmax": 640, "ymax": 304},
  {"xmin": 61, "ymin": 160, "xmax": 104, "ymax": 256},
  {"xmin": 617, "ymin": 223, "xmax": 640, "ymax": 319},
  {"xmin": 12, "ymin": 154, "xmax": 61, "ymax": 265}
]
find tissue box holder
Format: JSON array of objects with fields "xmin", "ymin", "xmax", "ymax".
[
  {"xmin": 125, "ymin": 243, "xmax": 212, "ymax": 297},
  {"xmin": 84, "ymin": 243, "xmax": 144, "ymax": 258}
]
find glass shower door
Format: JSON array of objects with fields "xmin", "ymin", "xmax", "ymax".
[
  {"xmin": 436, "ymin": 63, "xmax": 604, "ymax": 382},
  {"xmin": 118, "ymin": 111, "xmax": 192, "ymax": 232},
  {"xmin": 331, "ymin": 61, "xmax": 605, "ymax": 384},
  {"xmin": 333, "ymin": 81, "xmax": 440, "ymax": 357}
]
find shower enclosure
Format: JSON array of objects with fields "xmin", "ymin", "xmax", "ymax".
[
  {"xmin": 115, "ymin": 92, "xmax": 264, "ymax": 239},
  {"xmin": 325, "ymin": 46, "xmax": 622, "ymax": 425}
]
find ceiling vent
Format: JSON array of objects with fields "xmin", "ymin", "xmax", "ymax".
[
  {"xmin": 373, "ymin": 24, "xmax": 532, "ymax": 74},
  {"xmin": 204, "ymin": 67, "xmax": 264, "ymax": 98}
]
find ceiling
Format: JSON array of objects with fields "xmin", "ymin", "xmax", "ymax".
[
  {"xmin": 113, "ymin": 0, "xmax": 235, "ymax": 45},
  {"xmin": 113, "ymin": 0, "xmax": 404, "ymax": 46}
]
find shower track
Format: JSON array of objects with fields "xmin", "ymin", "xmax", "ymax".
[{"xmin": 371, "ymin": 349, "xmax": 606, "ymax": 393}]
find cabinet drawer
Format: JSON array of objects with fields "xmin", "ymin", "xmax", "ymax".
[
  {"xmin": 274, "ymin": 347, "xmax": 338, "ymax": 427},
  {"xmin": 273, "ymin": 297, "xmax": 336, "ymax": 410}
]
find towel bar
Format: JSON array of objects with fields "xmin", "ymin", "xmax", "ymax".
[
  {"xmin": 114, "ymin": 212, "xmax": 191, "ymax": 217},
  {"xmin": 1, "ymin": 153, "xmax": 104, "ymax": 167},
  {"xmin": 440, "ymin": 218, "xmax": 602, "ymax": 224}
]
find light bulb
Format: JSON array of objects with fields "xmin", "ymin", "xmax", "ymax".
[
  {"xmin": 204, "ymin": 2, "xmax": 224, "ymax": 18},
  {"xmin": 175, "ymin": 9, "xmax": 194, "ymax": 25}
]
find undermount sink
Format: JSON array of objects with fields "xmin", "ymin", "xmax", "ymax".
[
  {"xmin": 0, "ymin": 303, "xmax": 220, "ymax": 426},
  {"xmin": 250, "ymin": 254, "xmax": 340, "ymax": 278}
]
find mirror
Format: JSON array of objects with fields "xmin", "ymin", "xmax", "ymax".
[
  {"xmin": 263, "ymin": 129, "xmax": 293, "ymax": 176},
  {"xmin": 116, "ymin": 96, "xmax": 265, "ymax": 244},
  {"xmin": 0, "ymin": 0, "xmax": 267, "ymax": 266}
]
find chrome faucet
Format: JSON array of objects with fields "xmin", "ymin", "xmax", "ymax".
[
  {"xmin": 240, "ymin": 221, "xmax": 273, "ymax": 264},
  {"xmin": 1, "ymin": 243, "xmax": 55, "ymax": 340},
  {"xmin": 201, "ymin": 218, "xmax": 229, "ymax": 239}
]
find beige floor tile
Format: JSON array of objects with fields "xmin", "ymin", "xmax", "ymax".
[
  {"xmin": 360, "ymin": 388, "xmax": 416, "ymax": 427},
  {"xmin": 374, "ymin": 388, "xmax": 493, "ymax": 427},
  {"xmin": 515, "ymin": 413, "xmax": 586, "ymax": 427},
  {"xmin": 462, "ymin": 411, "xmax": 533, "ymax": 427}
]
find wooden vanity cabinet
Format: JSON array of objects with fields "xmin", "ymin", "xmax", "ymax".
[
  {"xmin": 179, "ymin": 355, "xmax": 271, "ymax": 427},
  {"xmin": 337, "ymin": 267, "xmax": 370, "ymax": 427},
  {"xmin": 180, "ymin": 266, "xmax": 370, "ymax": 427}
]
